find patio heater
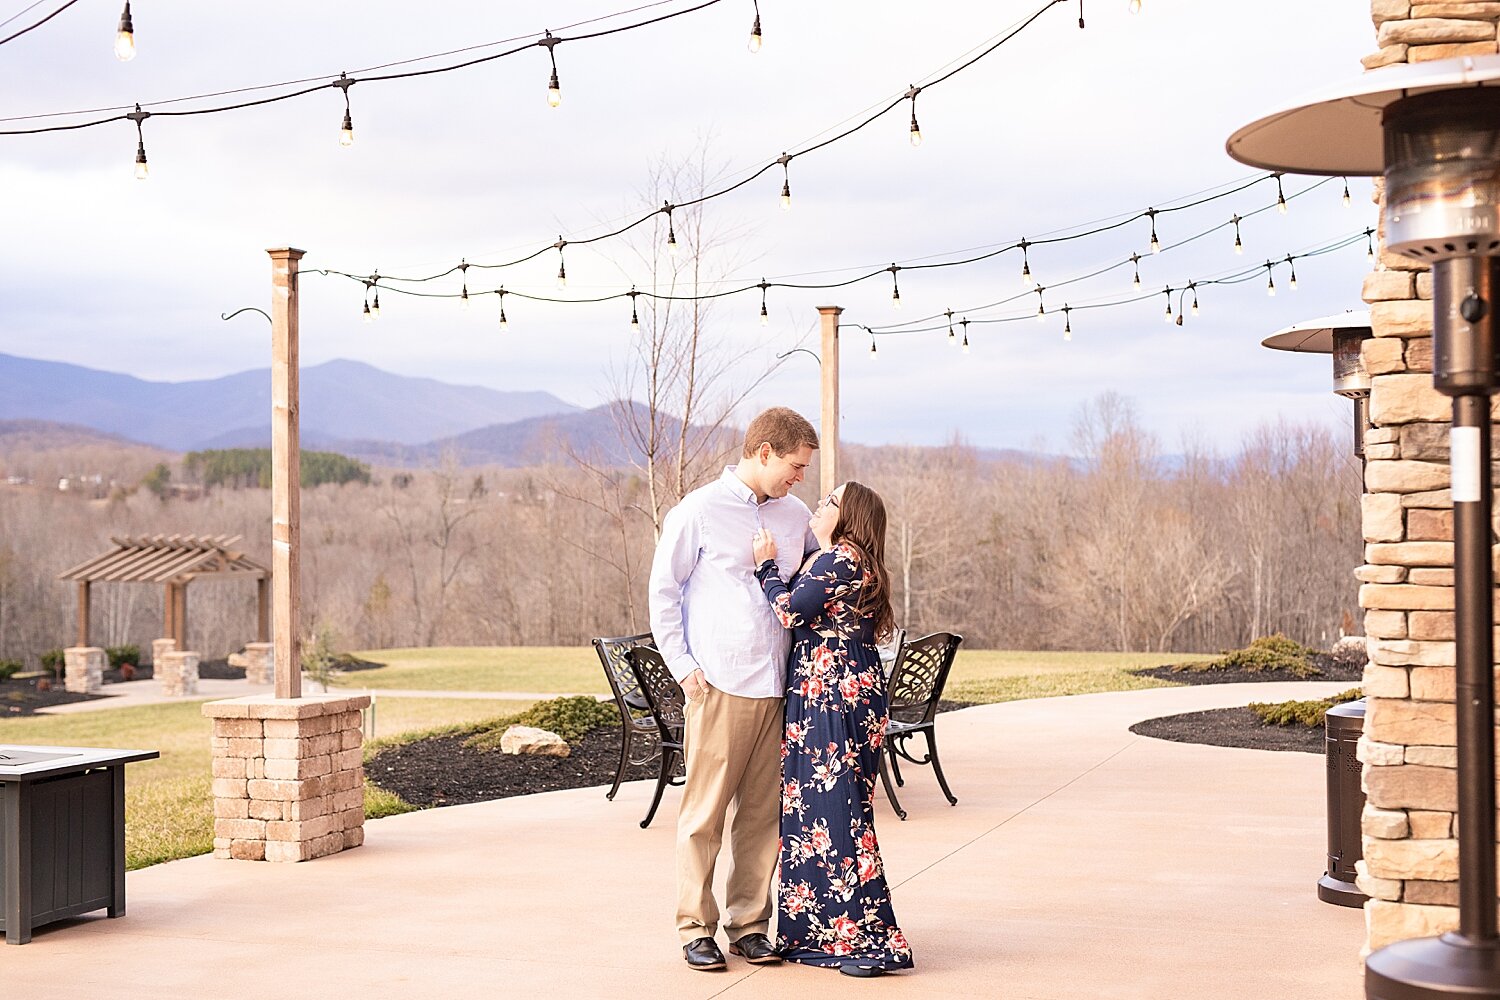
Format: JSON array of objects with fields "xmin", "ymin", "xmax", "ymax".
[
  {"xmin": 1261, "ymin": 312, "xmax": 1373, "ymax": 459},
  {"xmin": 1229, "ymin": 55, "xmax": 1500, "ymax": 999}
]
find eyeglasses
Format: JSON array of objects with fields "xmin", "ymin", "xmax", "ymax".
[{"xmin": 819, "ymin": 493, "xmax": 839, "ymax": 510}]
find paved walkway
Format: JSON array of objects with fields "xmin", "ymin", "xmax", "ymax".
[
  {"xmin": 6, "ymin": 681, "xmax": 1366, "ymax": 999},
  {"xmin": 36, "ymin": 678, "xmax": 584, "ymax": 714}
]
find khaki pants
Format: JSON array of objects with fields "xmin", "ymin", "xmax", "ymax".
[{"xmin": 675, "ymin": 685, "xmax": 783, "ymax": 944}]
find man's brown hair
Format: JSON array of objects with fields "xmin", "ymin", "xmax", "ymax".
[{"xmin": 741, "ymin": 406, "xmax": 819, "ymax": 459}]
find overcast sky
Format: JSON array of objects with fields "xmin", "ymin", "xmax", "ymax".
[{"xmin": 1, "ymin": 0, "xmax": 1378, "ymax": 453}]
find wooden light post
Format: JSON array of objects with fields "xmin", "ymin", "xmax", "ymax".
[
  {"xmin": 817, "ymin": 305, "xmax": 841, "ymax": 499},
  {"xmin": 268, "ymin": 247, "xmax": 304, "ymax": 700}
]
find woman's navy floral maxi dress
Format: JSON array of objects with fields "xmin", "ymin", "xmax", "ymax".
[{"xmin": 755, "ymin": 542, "xmax": 913, "ymax": 972}]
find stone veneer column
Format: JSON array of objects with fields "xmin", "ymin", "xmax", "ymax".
[
  {"xmin": 202, "ymin": 694, "xmax": 369, "ymax": 862},
  {"xmin": 241, "ymin": 642, "xmax": 273, "ymax": 685},
  {"xmin": 63, "ymin": 646, "xmax": 104, "ymax": 694},
  {"xmin": 157, "ymin": 650, "xmax": 200, "ymax": 697},
  {"xmin": 151, "ymin": 637, "xmax": 176, "ymax": 669},
  {"xmin": 1354, "ymin": 0, "xmax": 1500, "ymax": 953}
]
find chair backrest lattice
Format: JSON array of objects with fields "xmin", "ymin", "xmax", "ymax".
[
  {"xmin": 592, "ymin": 633, "xmax": 655, "ymax": 713},
  {"xmin": 626, "ymin": 646, "xmax": 686, "ymax": 745},
  {"xmin": 887, "ymin": 632, "xmax": 963, "ymax": 726}
]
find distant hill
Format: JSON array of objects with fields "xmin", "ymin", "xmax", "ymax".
[
  {"xmin": 0, "ymin": 419, "xmax": 154, "ymax": 452},
  {"xmin": 0, "ymin": 353, "xmax": 580, "ymax": 451}
]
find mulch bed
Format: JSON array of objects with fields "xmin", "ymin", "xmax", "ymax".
[
  {"xmin": 1132, "ymin": 653, "xmax": 1363, "ymax": 687},
  {"xmin": 0, "ymin": 676, "xmax": 107, "ymax": 716},
  {"xmin": 1130, "ymin": 707, "xmax": 1326, "ymax": 754},
  {"xmin": 369, "ymin": 699, "xmax": 978, "ymax": 810}
]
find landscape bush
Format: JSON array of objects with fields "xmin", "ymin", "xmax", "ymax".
[
  {"xmin": 106, "ymin": 644, "xmax": 141, "ymax": 668},
  {"xmin": 0, "ymin": 659, "xmax": 22, "ymax": 681},
  {"xmin": 1172, "ymin": 634, "xmax": 1323, "ymax": 678},
  {"xmin": 1249, "ymin": 687, "xmax": 1363, "ymax": 728},
  {"xmin": 464, "ymin": 695, "xmax": 619, "ymax": 751},
  {"xmin": 1329, "ymin": 634, "xmax": 1369, "ymax": 668},
  {"xmin": 40, "ymin": 648, "xmax": 65, "ymax": 678}
]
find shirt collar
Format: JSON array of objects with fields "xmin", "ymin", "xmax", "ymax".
[{"xmin": 720, "ymin": 466, "xmax": 762, "ymax": 506}]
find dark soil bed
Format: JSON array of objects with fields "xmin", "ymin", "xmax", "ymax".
[
  {"xmin": 370, "ymin": 699, "xmax": 978, "ymax": 809},
  {"xmin": 1130, "ymin": 706, "xmax": 1324, "ymax": 754},
  {"xmin": 0, "ymin": 676, "xmax": 108, "ymax": 716},
  {"xmin": 103, "ymin": 657, "xmax": 249, "ymax": 684},
  {"xmin": 1133, "ymin": 653, "xmax": 1363, "ymax": 686}
]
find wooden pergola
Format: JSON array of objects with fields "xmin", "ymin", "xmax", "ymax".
[{"xmin": 59, "ymin": 534, "xmax": 270, "ymax": 650}]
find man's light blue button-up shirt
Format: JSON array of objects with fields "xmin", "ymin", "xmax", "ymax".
[{"xmin": 648, "ymin": 467, "xmax": 815, "ymax": 698}]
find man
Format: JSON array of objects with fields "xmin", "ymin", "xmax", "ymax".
[{"xmin": 648, "ymin": 406, "xmax": 820, "ymax": 971}]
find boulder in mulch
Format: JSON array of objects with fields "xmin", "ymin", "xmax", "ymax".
[{"xmin": 499, "ymin": 725, "xmax": 571, "ymax": 757}]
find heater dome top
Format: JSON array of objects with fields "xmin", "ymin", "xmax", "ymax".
[
  {"xmin": 1262, "ymin": 311, "xmax": 1372, "ymax": 354},
  {"xmin": 1227, "ymin": 55, "xmax": 1500, "ymax": 177}
]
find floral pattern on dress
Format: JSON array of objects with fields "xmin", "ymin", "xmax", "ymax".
[{"xmin": 756, "ymin": 542, "xmax": 913, "ymax": 972}]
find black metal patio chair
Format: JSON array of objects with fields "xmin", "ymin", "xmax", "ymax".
[
  {"xmin": 591, "ymin": 633, "xmax": 659, "ymax": 801},
  {"xmin": 878, "ymin": 631, "xmax": 964, "ymax": 821},
  {"xmin": 625, "ymin": 646, "xmax": 688, "ymax": 829}
]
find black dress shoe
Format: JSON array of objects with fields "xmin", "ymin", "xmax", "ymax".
[
  {"xmin": 683, "ymin": 936, "xmax": 726, "ymax": 971},
  {"xmin": 728, "ymin": 933, "xmax": 782, "ymax": 964},
  {"xmin": 839, "ymin": 964, "xmax": 887, "ymax": 978}
]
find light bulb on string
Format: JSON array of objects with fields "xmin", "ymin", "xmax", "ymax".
[
  {"xmin": 1063, "ymin": 306, "xmax": 1072, "ymax": 341},
  {"xmin": 1231, "ymin": 214, "xmax": 1243, "ymax": 254},
  {"xmin": 1035, "ymin": 286, "xmax": 1046, "ymax": 323},
  {"xmin": 1366, "ymin": 229, "xmax": 1376, "ymax": 263},
  {"xmin": 629, "ymin": 288, "xmax": 640, "ymax": 332},
  {"xmin": 1342, "ymin": 177, "xmax": 1351, "ymax": 207},
  {"xmin": 960, "ymin": 318, "xmax": 970, "ymax": 355},
  {"xmin": 869, "ymin": 336, "xmax": 878, "ymax": 360},
  {"xmin": 114, "ymin": 2, "xmax": 135, "ymax": 61},
  {"xmin": 748, "ymin": 1, "xmax": 762, "ymax": 52},
  {"xmin": 945, "ymin": 309, "xmax": 956, "ymax": 346},
  {"xmin": 778, "ymin": 153, "xmax": 792, "ymax": 211},
  {"xmin": 889, "ymin": 266, "xmax": 901, "ymax": 310},
  {"xmin": 1286, "ymin": 255, "xmax": 1298, "ymax": 291},
  {"xmin": 1275, "ymin": 173, "xmax": 1287, "ymax": 214},
  {"xmin": 1146, "ymin": 209, "xmax": 1160, "ymax": 254},
  {"xmin": 1129, "ymin": 0, "xmax": 1141, "ymax": 12},
  {"xmin": 663, "ymin": 203, "xmax": 678, "ymax": 258},
  {"xmin": 540, "ymin": 32, "xmax": 562, "ymax": 107},
  {"xmin": 496, "ymin": 289, "xmax": 508, "ymax": 330},
  {"xmin": 128, "ymin": 104, "xmax": 149, "ymax": 180},
  {"xmin": 1189, "ymin": 284, "xmax": 1199, "ymax": 317},
  {"xmin": 460, "ymin": 261, "xmax": 470, "ymax": 309},
  {"xmin": 905, "ymin": 85, "xmax": 922, "ymax": 147},
  {"xmin": 336, "ymin": 74, "xmax": 355, "ymax": 147},
  {"xmin": 362, "ymin": 298, "xmax": 372, "ymax": 324},
  {"xmin": 758, "ymin": 281, "xmax": 769, "ymax": 326},
  {"xmin": 1265, "ymin": 262, "xmax": 1276, "ymax": 297},
  {"xmin": 369, "ymin": 277, "xmax": 381, "ymax": 320},
  {"xmin": 1130, "ymin": 252, "xmax": 1141, "ymax": 289},
  {"xmin": 1162, "ymin": 286, "xmax": 1174, "ymax": 323},
  {"xmin": 1019, "ymin": 240, "xmax": 1034, "ymax": 286},
  {"xmin": 555, "ymin": 238, "xmax": 567, "ymax": 289}
]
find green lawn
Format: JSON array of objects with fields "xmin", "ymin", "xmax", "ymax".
[
  {"xmin": 343, "ymin": 645, "xmax": 1207, "ymax": 703},
  {"xmin": 1, "ymin": 696, "xmax": 533, "ymax": 870}
]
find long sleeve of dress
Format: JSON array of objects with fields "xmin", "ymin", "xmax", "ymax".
[{"xmin": 756, "ymin": 545, "xmax": 863, "ymax": 632}]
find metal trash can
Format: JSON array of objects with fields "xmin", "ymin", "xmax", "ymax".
[{"xmin": 1317, "ymin": 698, "xmax": 1368, "ymax": 907}]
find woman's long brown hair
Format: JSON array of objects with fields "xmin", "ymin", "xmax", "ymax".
[{"xmin": 830, "ymin": 481, "xmax": 896, "ymax": 644}]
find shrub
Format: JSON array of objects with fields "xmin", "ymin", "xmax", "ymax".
[
  {"xmin": 0, "ymin": 659, "xmax": 22, "ymax": 681},
  {"xmin": 1329, "ymin": 635, "xmax": 1368, "ymax": 668},
  {"xmin": 1249, "ymin": 688, "xmax": 1364, "ymax": 728},
  {"xmin": 40, "ymin": 648, "xmax": 65, "ymax": 679},
  {"xmin": 106, "ymin": 645, "xmax": 141, "ymax": 669},
  {"xmin": 1174, "ymin": 634, "xmax": 1323, "ymax": 678},
  {"xmin": 301, "ymin": 625, "xmax": 342, "ymax": 692},
  {"xmin": 464, "ymin": 695, "xmax": 619, "ymax": 751}
]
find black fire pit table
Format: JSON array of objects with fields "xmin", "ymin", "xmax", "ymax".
[{"xmin": 0, "ymin": 744, "xmax": 159, "ymax": 944}]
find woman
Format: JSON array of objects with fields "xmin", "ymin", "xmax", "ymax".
[{"xmin": 751, "ymin": 481, "xmax": 913, "ymax": 978}]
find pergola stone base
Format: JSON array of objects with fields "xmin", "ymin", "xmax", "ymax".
[
  {"xmin": 158, "ymin": 651, "xmax": 200, "ymax": 697},
  {"xmin": 241, "ymin": 642, "xmax": 273, "ymax": 685},
  {"xmin": 151, "ymin": 637, "xmax": 176, "ymax": 666},
  {"xmin": 203, "ymin": 694, "xmax": 369, "ymax": 863},
  {"xmin": 63, "ymin": 646, "xmax": 103, "ymax": 694}
]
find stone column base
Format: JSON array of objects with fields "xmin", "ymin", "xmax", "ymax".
[
  {"xmin": 202, "ymin": 695, "xmax": 370, "ymax": 863},
  {"xmin": 63, "ymin": 646, "xmax": 104, "ymax": 694},
  {"xmin": 150, "ymin": 637, "xmax": 176, "ymax": 667},
  {"xmin": 241, "ymin": 642, "xmax": 273, "ymax": 685},
  {"xmin": 158, "ymin": 650, "xmax": 200, "ymax": 696}
]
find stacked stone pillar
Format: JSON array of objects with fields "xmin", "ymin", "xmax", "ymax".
[
  {"xmin": 203, "ymin": 695, "xmax": 368, "ymax": 862},
  {"xmin": 241, "ymin": 642, "xmax": 273, "ymax": 685},
  {"xmin": 1354, "ymin": 0, "xmax": 1500, "ymax": 953},
  {"xmin": 157, "ymin": 650, "xmax": 200, "ymax": 697},
  {"xmin": 62, "ymin": 646, "xmax": 103, "ymax": 694}
]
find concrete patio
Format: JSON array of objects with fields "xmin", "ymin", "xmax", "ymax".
[{"xmin": 4, "ymin": 681, "xmax": 1366, "ymax": 999}]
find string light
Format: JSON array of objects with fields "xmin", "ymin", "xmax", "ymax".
[
  {"xmin": 778, "ymin": 153, "xmax": 791, "ymax": 211},
  {"xmin": 869, "ymin": 336, "xmax": 878, "ymax": 359},
  {"xmin": 1146, "ymin": 208, "xmax": 1160, "ymax": 254},
  {"xmin": 335, "ymin": 73, "xmax": 355, "ymax": 146},
  {"xmin": 1231, "ymin": 214, "xmax": 1243, "ymax": 254},
  {"xmin": 1189, "ymin": 283, "xmax": 1199, "ymax": 317},
  {"xmin": 629, "ymin": 287, "xmax": 640, "ymax": 331},
  {"xmin": 663, "ymin": 203, "xmax": 678, "ymax": 257},
  {"xmin": 1130, "ymin": 252, "xmax": 1141, "ymax": 289},
  {"xmin": 961, "ymin": 317, "xmax": 970, "ymax": 354},
  {"xmin": 369, "ymin": 276, "xmax": 381, "ymax": 319},
  {"xmin": 889, "ymin": 265, "xmax": 902, "ymax": 309},
  {"xmin": 946, "ymin": 309, "xmax": 956, "ymax": 346},
  {"xmin": 1020, "ymin": 239, "xmax": 1034, "ymax": 286},
  {"xmin": 758, "ymin": 280, "xmax": 769, "ymax": 325},
  {"xmin": 1062, "ymin": 305, "xmax": 1072, "ymax": 340},
  {"xmin": 460, "ymin": 260, "xmax": 470, "ymax": 308},
  {"xmin": 1078, "ymin": 0, "xmax": 1086, "ymax": 29},
  {"xmin": 1342, "ymin": 176, "xmax": 1351, "ymax": 207},
  {"xmin": 748, "ymin": 0, "xmax": 762, "ymax": 52},
  {"xmin": 554, "ymin": 238, "xmax": 567, "ymax": 289},
  {"xmin": 128, "ymin": 103, "xmax": 148, "ymax": 179},
  {"xmin": 1265, "ymin": 260, "xmax": 1276, "ymax": 297},
  {"xmin": 1035, "ymin": 286, "xmax": 1046, "ymax": 322},
  {"xmin": 905, "ymin": 85, "xmax": 923, "ymax": 147},
  {"xmin": 541, "ymin": 31, "xmax": 562, "ymax": 107},
  {"xmin": 362, "ymin": 298, "xmax": 372, "ymax": 323},
  {"xmin": 114, "ymin": 1, "xmax": 134, "ymax": 61},
  {"xmin": 1129, "ymin": 0, "xmax": 1141, "ymax": 12},
  {"xmin": 497, "ymin": 288, "xmax": 508, "ymax": 329},
  {"xmin": 1286, "ymin": 254, "xmax": 1297, "ymax": 291},
  {"xmin": 1367, "ymin": 230, "xmax": 1376, "ymax": 262},
  {"xmin": 1275, "ymin": 173, "xmax": 1287, "ymax": 214}
]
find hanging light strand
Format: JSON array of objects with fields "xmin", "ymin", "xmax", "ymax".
[
  {"xmin": 127, "ymin": 102, "xmax": 148, "ymax": 179},
  {"xmin": 336, "ymin": 73, "xmax": 355, "ymax": 146},
  {"xmin": 905, "ymin": 84, "xmax": 923, "ymax": 147},
  {"xmin": 748, "ymin": 0, "xmax": 762, "ymax": 53}
]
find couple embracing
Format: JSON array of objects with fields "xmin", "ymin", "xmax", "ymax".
[{"xmin": 647, "ymin": 406, "xmax": 913, "ymax": 979}]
